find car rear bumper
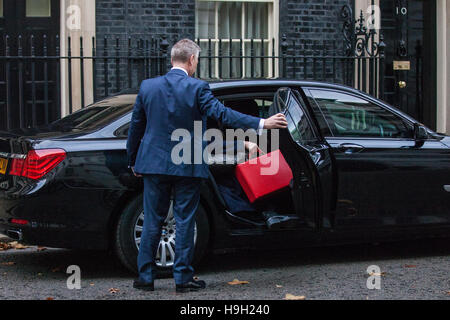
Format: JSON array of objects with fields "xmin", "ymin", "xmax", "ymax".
[
  {"xmin": 0, "ymin": 223, "xmax": 108, "ymax": 249},
  {"xmin": 0, "ymin": 181, "xmax": 126, "ymax": 250}
]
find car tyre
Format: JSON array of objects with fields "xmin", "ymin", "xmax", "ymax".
[{"xmin": 114, "ymin": 194, "xmax": 210, "ymax": 277}]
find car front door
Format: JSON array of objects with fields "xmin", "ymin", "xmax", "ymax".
[
  {"xmin": 272, "ymin": 87, "xmax": 334, "ymax": 230},
  {"xmin": 304, "ymin": 87, "xmax": 450, "ymax": 229}
]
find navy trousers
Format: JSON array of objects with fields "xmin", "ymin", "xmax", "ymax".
[{"xmin": 137, "ymin": 174, "xmax": 202, "ymax": 285}]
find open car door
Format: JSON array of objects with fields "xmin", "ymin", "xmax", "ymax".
[{"xmin": 272, "ymin": 87, "xmax": 334, "ymax": 229}]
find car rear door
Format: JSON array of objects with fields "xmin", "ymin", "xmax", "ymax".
[{"xmin": 272, "ymin": 87, "xmax": 334, "ymax": 230}]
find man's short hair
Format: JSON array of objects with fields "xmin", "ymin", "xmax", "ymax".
[{"xmin": 171, "ymin": 39, "xmax": 201, "ymax": 63}]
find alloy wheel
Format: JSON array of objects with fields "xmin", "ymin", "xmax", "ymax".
[{"xmin": 133, "ymin": 201, "xmax": 198, "ymax": 268}]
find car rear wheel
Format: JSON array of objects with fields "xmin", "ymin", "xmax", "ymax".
[{"xmin": 114, "ymin": 194, "xmax": 210, "ymax": 276}]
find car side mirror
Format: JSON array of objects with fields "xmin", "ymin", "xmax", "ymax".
[{"xmin": 414, "ymin": 123, "xmax": 428, "ymax": 141}]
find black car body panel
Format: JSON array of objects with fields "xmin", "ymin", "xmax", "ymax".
[{"xmin": 0, "ymin": 80, "xmax": 449, "ymax": 252}]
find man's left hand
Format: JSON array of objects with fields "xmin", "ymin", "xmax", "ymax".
[{"xmin": 131, "ymin": 167, "xmax": 143, "ymax": 177}]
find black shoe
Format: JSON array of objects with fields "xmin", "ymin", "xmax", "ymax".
[
  {"xmin": 133, "ymin": 279, "xmax": 154, "ymax": 291},
  {"xmin": 176, "ymin": 279, "xmax": 206, "ymax": 293}
]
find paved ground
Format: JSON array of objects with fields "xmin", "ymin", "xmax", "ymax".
[{"xmin": 0, "ymin": 235, "xmax": 449, "ymax": 300}]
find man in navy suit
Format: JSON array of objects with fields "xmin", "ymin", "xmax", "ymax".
[{"xmin": 127, "ymin": 39, "xmax": 288, "ymax": 293}]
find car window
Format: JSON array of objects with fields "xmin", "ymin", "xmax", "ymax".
[
  {"xmin": 309, "ymin": 90, "xmax": 412, "ymax": 138},
  {"xmin": 211, "ymin": 94, "xmax": 274, "ymax": 131},
  {"xmin": 114, "ymin": 123, "xmax": 130, "ymax": 138},
  {"xmin": 49, "ymin": 95, "xmax": 136, "ymax": 132},
  {"xmin": 285, "ymin": 93, "xmax": 316, "ymax": 144},
  {"xmin": 222, "ymin": 98, "xmax": 273, "ymax": 118}
]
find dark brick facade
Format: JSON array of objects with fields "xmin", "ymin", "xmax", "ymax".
[
  {"xmin": 279, "ymin": 0, "xmax": 352, "ymax": 79},
  {"xmin": 96, "ymin": 0, "xmax": 196, "ymax": 42},
  {"xmin": 94, "ymin": 0, "xmax": 196, "ymax": 97},
  {"xmin": 280, "ymin": 0, "xmax": 351, "ymax": 42},
  {"xmin": 93, "ymin": 0, "xmax": 353, "ymax": 97}
]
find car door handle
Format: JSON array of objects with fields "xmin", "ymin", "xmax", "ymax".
[{"xmin": 338, "ymin": 143, "xmax": 365, "ymax": 154}]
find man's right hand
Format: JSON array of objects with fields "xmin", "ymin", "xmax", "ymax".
[{"xmin": 264, "ymin": 113, "xmax": 288, "ymax": 129}]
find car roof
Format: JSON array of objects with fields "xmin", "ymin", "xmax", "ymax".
[
  {"xmin": 208, "ymin": 79, "xmax": 358, "ymax": 92},
  {"xmin": 114, "ymin": 79, "xmax": 362, "ymax": 96}
]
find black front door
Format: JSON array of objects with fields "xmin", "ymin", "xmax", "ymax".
[
  {"xmin": 380, "ymin": 0, "xmax": 437, "ymax": 130},
  {"xmin": 0, "ymin": 0, "xmax": 60, "ymax": 130}
]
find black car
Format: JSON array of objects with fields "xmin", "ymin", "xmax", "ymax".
[{"xmin": 1, "ymin": 80, "xmax": 450, "ymax": 274}]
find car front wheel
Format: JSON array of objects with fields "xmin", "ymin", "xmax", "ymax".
[{"xmin": 114, "ymin": 194, "xmax": 210, "ymax": 276}]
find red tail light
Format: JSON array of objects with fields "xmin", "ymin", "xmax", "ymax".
[
  {"xmin": 9, "ymin": 149, "xmax": 66, "ymax": 180},
  {"xmin": 10, "ymin": 219, "xmax": 29, "ymax": 225},
  {"xmin": 9, "ymin": 157, "xmax": 26, "ymax": 176}
]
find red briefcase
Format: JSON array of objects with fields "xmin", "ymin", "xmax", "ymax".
[{"xmin": 235, "ymin": 149, "xmax": 293, "ymax": 203}]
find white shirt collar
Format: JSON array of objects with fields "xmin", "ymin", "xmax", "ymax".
[{"xmin": 171, "ymin": 67, "xmax": 189, "ymax": 76}]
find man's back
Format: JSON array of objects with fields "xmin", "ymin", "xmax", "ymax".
[
  {"xmin": 127, "ymin": 68, "xmax": 260, "ymax": 178},
  {"xmin": 143, "ymin": 69, "xmax": 205, "ymax": 134}
]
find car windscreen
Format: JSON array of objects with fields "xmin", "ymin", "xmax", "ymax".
[{"xmin": 48, "ymin": 95, "xmax": 136, "ymax": 132}]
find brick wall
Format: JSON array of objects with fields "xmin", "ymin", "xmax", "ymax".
[
  {"xmin": 280, "ymin": 0, "xmax": 351, "ymax": 41},
  {"xmin": 95, "ymin": 0, "xmax": 196, "ymax": 98},
  {"xmin": 279, "ymin": 0, "xmax": 352, "ymax": 80},
  {"xmin": 96, "ymin": 0, "xmax": 195, "ymax": 40}
]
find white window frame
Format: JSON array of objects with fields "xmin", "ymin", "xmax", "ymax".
[{"xmin": 195, "ymin": 0, "xmax": 279, "ymax": 78}]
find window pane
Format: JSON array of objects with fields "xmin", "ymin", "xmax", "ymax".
[
  {"xmin": 219, "ymin": 40, "xmax": 241, "ymax": 78},
  {"xmin": 310, "ymin": 90, "xmax": 412, "ymax": 138},
  {"xmin": 217, "ymin": 2, "xmax": 242, "ymax": 39},
  {"xmin": 49, "ymin": 95, "xmax": 135, "ymax": 131},
  {"xmin": 115, "ymin": 123, "xmax": 130, "ymax": 138},
  {"xmin": 26, "ymin": 0, "xmax": 51, "ymax": 17},
  {"xmin": 0, "ymin": 0, "xmax": 3, "ymax": 17},
  {"xmin": 196, "ymin": 1, "xmax": 270, "ymax": 40},
  {"xmin": 195, "ymin": 0, "xmax": 273, "ymax": 79},
  {"xmin": 286, "ymin": 97, "xmax": 316, "ymax": 144},
  {"xmin": 198, "ymin": 41, "xmax": 216, "ymax": 79},
  {"xmin": 276, "ymin": 88, "xmax": 290, "ymax": 110},
  {"xmin": 246, "ymin": 2, "xmax": 268, "ymax": 39},
  {"xmin": 244, "ymin": 41, "xmax": 269, "ymax": 77},
  {"xmin": 195, "ymin": 1, "xmax": 216, "ymax": 38}
]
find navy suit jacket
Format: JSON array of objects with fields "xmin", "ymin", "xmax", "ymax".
[{"xmin": 126, "ymin": 69, "xmax": 261, "ymax": 178}]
